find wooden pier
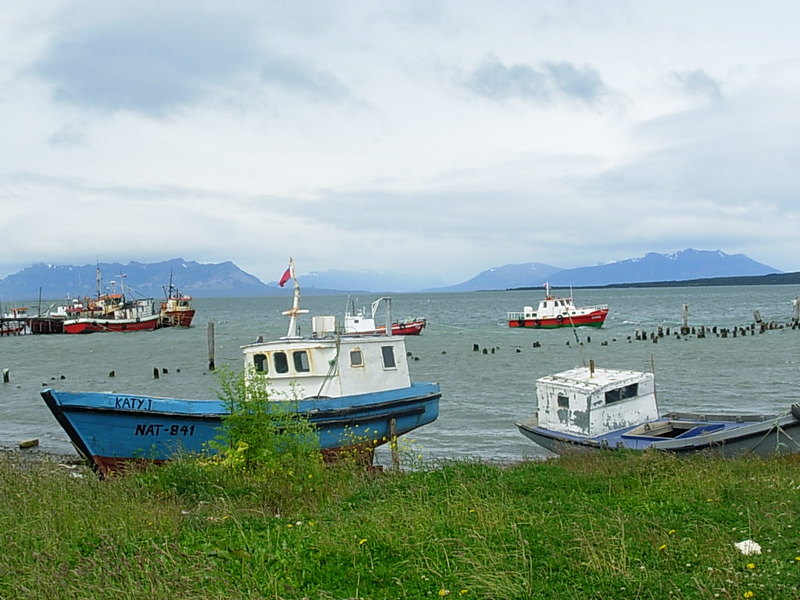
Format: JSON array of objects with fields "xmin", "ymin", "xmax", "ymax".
[{"xmin": 0, "ymin": 316, "xmax": 64, "ymax": 335}]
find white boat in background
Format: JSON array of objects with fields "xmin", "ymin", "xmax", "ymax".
[{"xmin": 507, "ymin": 283, "xmax": 608, "ymax": 329}]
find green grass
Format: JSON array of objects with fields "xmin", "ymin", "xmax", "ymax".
[{"xmin": 1, "ymin": 451, "xmax": 798, "ymax": 599}]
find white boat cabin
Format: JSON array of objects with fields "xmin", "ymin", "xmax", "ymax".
[
  {"xmin": 343, "ymin": 297, "xmax": 392, "ymax": 334},
  {"xmin": 535, "ymin": 365, "xmax": 658, "ymax": 437},
  {"xmin": 241, "ymin": 315, "xmax": 411, "ymax": 400},
  {"xmin": 520, "ymin": 296, "xmax": 578, "ymax": 320}
]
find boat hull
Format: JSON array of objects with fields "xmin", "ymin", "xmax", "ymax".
[
  {"xmin": 63, "ymin": 314, "xmax": 161, "ymax": 334},
  {"xmin": 41, "ymin": 383, "xmax": 441, "ymax": 476},
  {"xmin": 508, "ymin": 309, "xmax": 608, "ymax": 329},
  {"xmin": 159, "ymin": 309, "xmax": 196, "ymax": 328},
  {"xmin": 374, "ymin": 319, "xmax": 426, "ymax": 335},
  {"xmin": 516, "ymin": 406, "xmax": 800, "ymax": 457}
]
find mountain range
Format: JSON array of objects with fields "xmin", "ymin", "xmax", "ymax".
[
  {"xmin": 444, "ymin": 249, "xmax": 779, "ymax": 292},
  {"xmin": 0, "ymin": 250, "xmax": 785, "ymax": 301}
]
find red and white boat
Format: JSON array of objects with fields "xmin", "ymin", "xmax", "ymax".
[
  {"xmin": 507, "ymin": 283, "xmax": 609, "ymax": 329},
  {"xmin": 158, "ymin": 280, "xmax": 195, "ymax": 328},
  {"xmin": 63, "ymin": 297, "xmax": 160, "ymax": 334},
  {"xmin": 344, "ymin": 297, "xmax": 426, "ymax": 336},
  {"xmin": 62, "ymin": 271, "xmax": 160, "ymax": 334},
  {"xmin": 63, "ymin": 312, "xmax": 160, "ymax": 334}
]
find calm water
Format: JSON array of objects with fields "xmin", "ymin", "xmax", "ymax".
[{"xmin": 2, "ymin": 286, "xmax": 799, "ymax": 465}]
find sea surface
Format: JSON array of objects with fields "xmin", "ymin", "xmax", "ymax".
[{"xmin": 2, "ymin": 285, "xmax": 799, "ymax": 466}]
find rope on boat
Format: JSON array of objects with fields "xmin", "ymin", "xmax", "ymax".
[
  {"xmin": 747, "ymin": 411, "xmax": 800, "ymax": 453},
  {"xmin": 315, "ymin": 333, "xmax": 341, "ymax": 398}
]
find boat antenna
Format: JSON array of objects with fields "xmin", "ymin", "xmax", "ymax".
[
  {"xmin": 649, "ymin": 353, "xmax": 658, "ymax": 406},
  {"xmin": 561, "ymin": 283, "xmax": 586, "ymax": 367},
  {"xmin": 95, "ymin": 263, "xmax": 103, "ymax": 299},
  {"xmin": 281, "ymin": 257, "xmax": 308, "ymax": 338}
]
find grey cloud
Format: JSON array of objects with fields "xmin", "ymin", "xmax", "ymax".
[
  {"xmin": 260, "ymin": 55, "xmax": 351, "ymax": 102},
  {"xmin": 464, "ymin": 54, "xmax": 606, "ymax": 104},
  {"xmin": 465, "ymin": 54, "xmax": 549, "ymax": 100},
  {"xmin": 35, "ymin": 9, "xmax": 261, "ymax": 116},
  {"xmin": 48, "ymin": 125, "xmax": 87, "ymax": 148},
  {"xmin": 673, "ymin": 69, "xmax": 722, "ymax": 102},
  {"xmin": 544, "ymin": 61, "xmax": 605, "ymax": 102}
]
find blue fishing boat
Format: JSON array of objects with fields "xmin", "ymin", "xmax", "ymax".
[
  {"xmin": 42, "ymin": 259, "xmax": 440, "ymax": 476},
  {"xmin": 516, "ymin": 362, "xmax": 800, "ymax": 456}
]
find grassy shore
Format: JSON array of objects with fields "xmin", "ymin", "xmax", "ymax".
[{"xmin": 1, "ymin": 450, "xmax": 798, "ymax": 600}]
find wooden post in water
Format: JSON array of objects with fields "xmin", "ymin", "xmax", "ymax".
[
  {"xmin": 389, "ymin": 418, "xmax": 399, "ymax": 471},
  {"xmin": 2, "ymin": 368, "xmax": 9, "ymax": 383},
  {"xmin": 681, "ymin": 304, "xmax": 690, "ymax": 336},
  {"xmin": 207, "ymin": 322, "xmax": 216, "ymax": 371}
]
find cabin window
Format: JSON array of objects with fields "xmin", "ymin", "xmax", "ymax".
[
  {"xmin": 557, "ymin": 394, "xmax": 569, "ymax": 408},
  {"xmin": 605, "ymin": 383, "xmax": 639, "ymax": 405},
  {"xmin": 274, "ymin": 351, "xmax": 289, "ymax": 374},
  {"xmin": 253, "ymin": 353, "xmax": 267, "ymax": 373},
  {"xmin": 381, "ymin": 345, "xmax": 396, "ymax": 369},
  {"xmin": 350, "ymin": 349, "xmax": 364, "ymax": 367},
  {"xmin": 293, "ymin": 350, "xmax": 310, "ymax": 373}
]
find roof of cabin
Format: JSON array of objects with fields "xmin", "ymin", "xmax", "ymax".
[{"xmin": 537, "ymin": 367, "xmax": 651, "ymax": 393}]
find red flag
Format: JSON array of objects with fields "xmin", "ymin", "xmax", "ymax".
[{"xmin": 278, "ymin": 267, "xmax": 291, "ymax": 287}]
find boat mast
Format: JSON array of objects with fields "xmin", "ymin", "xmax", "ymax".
[
  {"xmin": 95, "ymin": 264, "xmax": 103, "ymax": 300},
  {"xmin": 281, "ymin": 257, "xmax": 308, "ymax": 338}
]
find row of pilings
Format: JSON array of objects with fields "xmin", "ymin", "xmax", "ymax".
[{"xmin": 471, "ymin": 317, "xmax": 799, "ymax": 354}]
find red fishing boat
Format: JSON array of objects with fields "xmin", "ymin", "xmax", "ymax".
[
  {"xmin": 61, "ymin": 269, "xmax": 160, "ymax": 334},
  {"xmin": 507, "ymin": 283, "xmax": 608, "ymax": 329},
  {"xmin": 63, "ymin": 312, "xmax": 161, "ymax": 334},
  {"xmin": 158, "ymin": 279, "xmax": 195, "ymax": 327}
]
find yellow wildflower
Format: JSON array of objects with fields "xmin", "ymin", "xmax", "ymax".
[
  {"xmin": 438, "ymin": 590, "xmax": 450, "ymax": 597},
  {"xmin": 658, "ymin": 544, "xmax": 667, "ymax": 551},
  {"xmin": 743, "ymin": 591, "xmax": 754, "ymax": 598},
  {"xmin": 358, "ymin": 538, "xmax": 367, "ymax": 545},
  {"xmin": 746, "ymin": 563, "xmax": 756, "ymax": 569},
  {"xmin": 668, "ymin": 529, "xmax": 676, "ymax": 535}
]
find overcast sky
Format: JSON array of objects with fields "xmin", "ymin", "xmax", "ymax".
[{"xmin": 2, "ymin": 1, "xmax": 799, "ymax": 284}]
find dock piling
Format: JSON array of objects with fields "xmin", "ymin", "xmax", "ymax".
[{"xmin": 208, "ymin": 322, "xmax": 216, "ymax": 371}]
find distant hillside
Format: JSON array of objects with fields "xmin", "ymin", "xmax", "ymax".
[
  {"xmin": 430, "ymin": 263, "xmax": 563, "ymax": 292},
  {"xmin": 543, "ymin": 249, "xmax": 778, "ymax": 287},
  {"xmin": 0, "ymin": 259, "xmax": 273, "ymax": 300},
  {"xmin": 601, "ymin": 271, "xmax": 800, "ymax": 288}
]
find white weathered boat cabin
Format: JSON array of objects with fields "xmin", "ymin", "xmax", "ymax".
[{"xmin": 535, "ymin": 365, "xmax": 658, "ymax": 437}]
